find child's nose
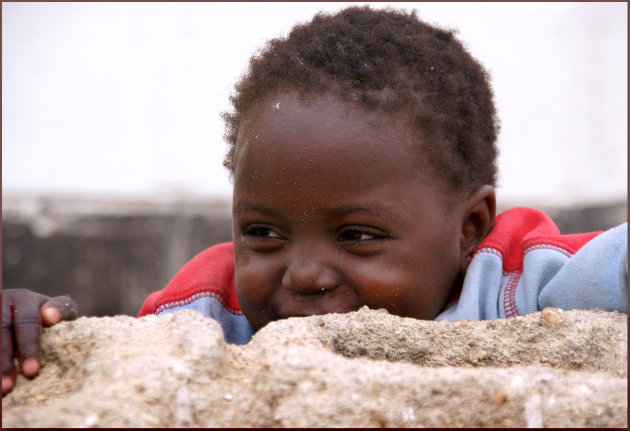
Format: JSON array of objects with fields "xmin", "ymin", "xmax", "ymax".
[{"xmin": 282, "ymin": 252, "xmax": 338, "ymax": 295}]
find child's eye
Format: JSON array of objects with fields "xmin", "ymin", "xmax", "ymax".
[
  {"xmin": 240, "ymin": 225, "xmax": 285, "ymax": 252},
  {"xmin": 339, "ymin": 230, "xmax": 375, "ymax": 241},
  {"xmin": 243, "ymin": 226, "xmax": 283, "ymax": 239},
  {"xmin": 338, "ymin": 227, "xmax": 390, "ymax": 256},
  {"xmin": 338, "ymin": 228, "xmax": 385, "ymax": 242}
]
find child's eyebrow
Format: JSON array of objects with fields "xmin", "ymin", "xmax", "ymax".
[
  {"xmin": 232, "ymin": 202, "xmax": 280, "ymax": 218},
  {"xmin": 233, "ymin": 201, "xmax": 394, "ymax": 220},
  {"xmin": 327, "ymin": 203, "xmax": 392, "ymax": 219}
]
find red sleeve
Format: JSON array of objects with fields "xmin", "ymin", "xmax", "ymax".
[{"xmin": 137, "ymin": 242, "xmax": 240, "ymax": 317}]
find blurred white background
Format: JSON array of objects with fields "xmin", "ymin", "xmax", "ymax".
[{"xmin": 2, "ymin": 2, "xmax": 627, "ymax": 207}]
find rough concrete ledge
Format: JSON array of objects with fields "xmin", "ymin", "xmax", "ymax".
[{"xmin": 2, "ymin": 307, "xmax": 627, "ymax": 427}]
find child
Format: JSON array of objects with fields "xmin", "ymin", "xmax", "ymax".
[{"xmin": 3, "ymin": 6, "xmax": 627, "ymax": 395}]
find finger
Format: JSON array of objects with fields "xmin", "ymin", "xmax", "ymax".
[
  {"xmin": 13, "ymin": 296, "xmax": 44, "ymax": 378},
  {"xmin": 2, "ymin": 297, "xmax": 16, "ymax": 382},
  {"xmin": 41, "ymin": 296, "xmax": 78, "ymax": 326},
  {"xmin": 2, "ymin": 373, "xmax": 16, "ymax": 396}
]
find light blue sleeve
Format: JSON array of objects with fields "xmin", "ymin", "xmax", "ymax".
[
  {"xmin": 533, "ymin": 222, "xmax": 627, "ymax": 313},
  {"xmin": 438, "ymin": 222, "xmax": 628, "ymax": 322},
  {"xmin": 157, "ymin": 295, "xmax": 255, "ymax": 345}
]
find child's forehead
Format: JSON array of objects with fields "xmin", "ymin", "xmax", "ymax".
[
  {"xmin": 238, "ymin": 92, "xmax": 417, "ymax": 158},
  {"xmin": 232, "ymin": 91, "xmax": 450, "ymax": 199},
  {"xmin": 239, "ymin": 90, "xmax": 421, "ymax": 145}
]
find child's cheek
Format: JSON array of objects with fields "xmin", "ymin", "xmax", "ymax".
[
  {"xmin": 234, "ymin": 254, "xmax": 280, "ymax": 305},
  {"xmin": 350, "ymin": 264, "xmax": 413, "ymax": 312},
  {"xmin": 233, "ymin": 257, "xmax": 281, "ymax": 330},
  {"xmin": 349, "ymin": 260, "xmax": 445, "ymax": 319}
]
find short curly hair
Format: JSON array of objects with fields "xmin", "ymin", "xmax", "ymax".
[{"xmin": 222, "ymin": 5, "xmax": 499, "ymax": 195}]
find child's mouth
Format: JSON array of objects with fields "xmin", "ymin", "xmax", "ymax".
[{"xmin": 272, "ymin": 298, "xmax": 364, "ymax": 320}]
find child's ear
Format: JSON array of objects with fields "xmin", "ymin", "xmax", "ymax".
[{"xmin": 460, "ymin": 185, "xmax": 496, "ymax": 259}]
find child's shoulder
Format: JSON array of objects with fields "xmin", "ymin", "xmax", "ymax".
[
  {"xmin": 478, "ymin": 207, "xmax": 602, "ymax": 273},
  {"xmin": 138, "ymin": 242, "xmax": 236, "ymax": 317}
]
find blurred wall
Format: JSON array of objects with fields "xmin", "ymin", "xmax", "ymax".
[{"xmin": 2, "ymin": 195, "xmax": 233, "ymax": 316}]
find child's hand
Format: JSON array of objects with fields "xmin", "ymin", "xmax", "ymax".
[{"xmin": 2, "ymin": 288, "xmax": 78, "ymax": 396}]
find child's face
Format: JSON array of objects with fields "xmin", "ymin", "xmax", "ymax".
[{"xmin": 231, "ymin": 92, "xmax": 466, "ymax": 330}]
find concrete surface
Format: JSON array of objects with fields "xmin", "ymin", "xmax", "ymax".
[{"xmin": 2, "ymin": 307, "xmax": 627, "ymax": 427}]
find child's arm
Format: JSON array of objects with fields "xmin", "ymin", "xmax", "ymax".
[
  {"xmin": 136, "ymin": 242, "xmax": 255, "ymax": 345},
  {"xmin": 1, "ymin": 289, "xmax": 78, "ymax": 395},
  {"xmin": 536, "ymin": 222, "xmax": 628, "ymax": 312}
]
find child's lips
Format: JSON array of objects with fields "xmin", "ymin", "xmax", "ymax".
[
  {"xmin": 276, "ymin": 309, "xmax": 336, "ymax": 319},
  {"xmin": 276, "ymin": 309, "xmax": 349, "ymax": 319},
  {"xmin": 272, "ymin": 295, "xmax": 364, "ymax": 319}
]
